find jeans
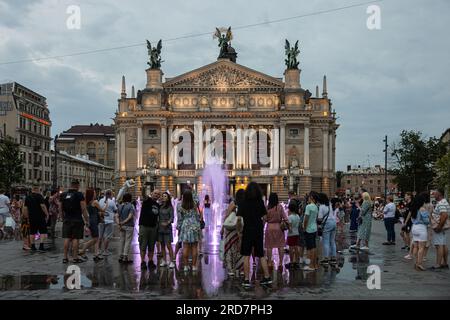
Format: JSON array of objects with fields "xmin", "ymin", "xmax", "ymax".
[
  {"xmin": 119, "ymin": 226, "xmax": 134, "ymax": 258},
  {"xmin": 384, "ymin": 217, "xmax": 396, "ymax": 242},
  {"xmin": 322, "ymin": 219, "xmax": 337, "ymax": 258}
]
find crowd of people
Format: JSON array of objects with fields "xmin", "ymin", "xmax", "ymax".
[{"xmin": 0, "ymin": 181, "xmax": 448, "ymax": 288}]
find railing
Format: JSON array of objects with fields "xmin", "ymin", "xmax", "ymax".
[{"xmin": 176, "ymin": 170, "xmax": 196, "ymax": 177}]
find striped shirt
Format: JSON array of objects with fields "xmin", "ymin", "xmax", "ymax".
[{"xmin": 434, "ymin": 199, "xmax": 450, "ymax": 216}]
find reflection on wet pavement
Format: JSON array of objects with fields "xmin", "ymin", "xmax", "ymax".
[{"xmin": 0, "ymin": 228, "xmax": 381, "ymax": 298}]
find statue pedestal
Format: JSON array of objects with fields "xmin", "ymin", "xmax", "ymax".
[
  {"xmin": 284, "ymin": 69, "xmax": 301, "ymax": 89},
  {"xmin": 146, "ymin": 68, "xmax": 163, "ymax": 89}
]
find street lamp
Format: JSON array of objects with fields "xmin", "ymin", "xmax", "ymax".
[{"xmin": 52, "ymin": 134, "xmax": 58, "ymax": 190}]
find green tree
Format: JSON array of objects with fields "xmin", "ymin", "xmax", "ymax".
[
  {"xmin": 435, "ymin": 151, "xmax": 450, "ymax": 196},
  {"xmin": 0, "ymin": 135, "xmax": 23, "ymax": 192},
  {"xmin": 390, "ymin": 130, "xmax": 446, "ymax": 193}
]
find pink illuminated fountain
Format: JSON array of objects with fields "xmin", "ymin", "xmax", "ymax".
[{"xmin": 200, "ymin": 162, "xmax": 228, "ymax": 249}]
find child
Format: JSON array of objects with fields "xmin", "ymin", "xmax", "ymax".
[{"xmin": 286, "ymin": 200, "xmax": 301, "ymax": 269}]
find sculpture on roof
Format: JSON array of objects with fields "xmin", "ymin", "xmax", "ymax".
[
  {"xmin": 214, "ymin": 27, "xmax": 237, "ymax": 62},
  {"xmin": 146, "ymin": 39, "xmax": 163, "ymax": 69},
  {"xmin": 285, "ymin": 39, "xmax": 300, "ymax": 69}
]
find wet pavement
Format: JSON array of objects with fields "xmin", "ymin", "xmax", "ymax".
[{"xmin": 0, "ymin": 221, "xmax": 449, "ymax": 299}]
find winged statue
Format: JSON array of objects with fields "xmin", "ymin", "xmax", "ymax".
[
  {"xmin": 285, "ymin": 39, "xmax": 300, "ymax": 69},
  {"xmin": 214, "ymin": 27, "xmax": 233, "ymax": 58},
  {"xmin": 147, "ymin": 39, "xmax": 163, "ymax": 69}
]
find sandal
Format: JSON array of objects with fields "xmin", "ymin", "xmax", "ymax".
[
  {"xmin": 63, "ymin": 258, "xmax": 69, "ymax": 264},
  {"xmin": 73, "ymin": 258, "xmax": 84, "ymax": 263}
]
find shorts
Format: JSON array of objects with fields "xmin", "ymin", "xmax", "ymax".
[
  {"xmin": 139, "ymin": 225, "xmax": 158, "ymax": 253},
  {"xmin": 240, "ymin": 229, "xmax": 264, "ymax": 257},
  {"xmin": 432, "ymin": 230, "xmax": 447, "ymax": 246},
  {"xmin": 304, "ymin": 232, "xmax": 317, "ymax": 250},
  {"xmin": 62, "ymin": 220, "xmax": 84, "ymax": 239},
  {"xmin": 158, "ymin": 231, "xmax": 173, "ymax": 245},
  {"xmin": 29, "ymin": 219, "xmax": 48, "ymax": 235},
  {"xmin": 287, "ymin": 235, "xmax": 300, "ymax": 247},
  {"xmin": 98, "ymin": 223, "xmax": 114, "ymax": 240},
  {"xmin": 298, "ymin": 230, "xmax": 306, "ymax": 247}
]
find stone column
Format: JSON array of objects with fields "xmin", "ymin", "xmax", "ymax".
[
  {"xmin": 204, "ymin": 124, "xmax": 211, "ymax": 164},
  {"xmin": 280, "ymin": 122, "xmax": 286, "ymax": 169},
  {"xmin": 243, "ymin": 125, "xmax": 249, "ymax": 169},
  {"xmin": 328, "ymin": 131, "xmax": 333, "ymax": 174},
  {"xmin": 236, "ymin": 126, "xmax": 242, "ymax": 169},
  {"xmin": 137, "ymin": 125, "xmax": 143, "ymax": 169},
  {"xmin": 120, "ymin": 128, "xmax": 126, "ymax": 172},
  {"xmin": 273, "ymin": 126, "xmax": 280, "ymax": 172},
  {"xmin": 304, "ymin": 124, "xmax": 310, "ymax": 170},
  {"xmin": 168, "ymin": 125, "xmax": 174, "ymax": 169},
  {"xmin": 322, "ymin": 129, "xmax": 328, "ymax": 172},
  {"xmin": 194, "ymin": 121, "xmax": 203, "ymax": 169},
  {"xmin": 161, "ymin": 124, "xmax": 167, "ymax": 169},
  {"xmin": 115, "ymin": 130, "xmax": 120, "ymax": 172}
]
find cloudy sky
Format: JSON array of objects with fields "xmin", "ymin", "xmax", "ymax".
[{"xmin": 1, "ymin": 0, "xmax": 449, "ymax": 170}]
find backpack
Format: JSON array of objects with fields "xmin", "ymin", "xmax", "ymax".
[{"xmin": 61, "ymin": 192, "xmax": 79, "ymax": 216}]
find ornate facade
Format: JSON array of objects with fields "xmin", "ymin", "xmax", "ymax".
[{"xmin": 114, "ymin": 47, "xmax": 338, "ymax": 200}]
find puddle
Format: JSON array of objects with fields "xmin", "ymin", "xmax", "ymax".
[{"xmin": 0, "ymin": 274, "xmax": 92, "ymax": 291}]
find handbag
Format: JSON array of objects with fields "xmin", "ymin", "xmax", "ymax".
[
  {"xmin": 223, "ymin": 211, "xmax": 238, "ymax": 230},
  {"xmin": 317, "ymin": 208, "xmax": 330, "ymax": 237}
]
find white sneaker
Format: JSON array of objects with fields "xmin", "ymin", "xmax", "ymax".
[
  {"xmin": 360, "ymin": 246, "xmax": 370, "ymax": 251},
  {"xmin": 299, "ymin": 257, "xmax": 304, "ymax": 264},
  {"xmin": 303, "ymin": 266, "xmax": 315, "ymax": 271},
  {"xmin": 404, "ymin": 254, "xmax": 413, "ymax": 260},
  {"xmin": 102, "ymin": 250, "xmax": 111, "ymax": 256},
  {"xmin": 304, "ymin": 258, "xmax": 311, "ymax": 265},
  {"xmin": 183, "ymin": 266, "xmax": 189, "ymax": 272},
  {"xmin": 169, "ymin": 262, "xmax": 175, "ymax": 268},
  {"xmin": 160, "ymin": 260, "xmax": 167, "ymax": 267},
  {"xmin": 192, "ymin": 266, "xmax": 198, "ymax": 272}
]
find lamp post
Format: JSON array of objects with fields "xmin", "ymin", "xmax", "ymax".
[
  {"xmin": 141, "ymin": 166, "xmax": 149, "ymax": 197},
  {"xmin": 52, "ymin": 134, "xmax": 58, "ymax": 190}
]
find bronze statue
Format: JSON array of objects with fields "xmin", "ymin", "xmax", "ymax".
[
  {"xmin": 285, "ymin": 40, "xmax": 300, "ymax": 69},
  {"xmin": 214, "ymin": 27, "xmax": 236, "ymax": 61},
  {"xmin": 146, "ymin": 39, "xmax": 163, "ymax": 69}
]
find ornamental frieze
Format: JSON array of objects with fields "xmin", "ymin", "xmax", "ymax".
[{"xmin": 165, "ymin": 65, "xmax": 283, "ymax": 89}]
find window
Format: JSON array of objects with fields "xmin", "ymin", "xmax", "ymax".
[
  {"xmin": 347, "ymin": 180, "xmax": 351, "ymax": 185},
  {"xmin": 289, "ymin": 129, "xmax": 299, "ymax": 136},
  {"xmin": 377, "ymin": 187, "xmax": 381, "ymax": 192},
  {"xmin": 370, "ymin": 188, "xmax": 373, "ymax": 193},
  {"xmin": 28, "ymin": 169, "xmax": 32, "ymax": 180},
  {"xmin": 87, "ymin": 142, "xmax": 96, "ymax": 159},
  {"xmin": 369, "ymin": 180, "xmax": 373, "ymax": 184},
  {"xmin": 148, "ymin": 129, "xmax": 157, "ymax": 136},
  {"xmin": 28, "ymin": 153, "xmax": 32, "ymax": 163},
  {"xmin": 377, "ymin": 180, "xmax": 381, "ymax": 185}
]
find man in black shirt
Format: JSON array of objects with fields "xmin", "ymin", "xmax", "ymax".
[
  {"xmin": 138, "ymin": 189, "xmax": 160, "ymax": 269},
  {"xmin": 60, "ymin": 180, "xmax": 89, "ymax": 263},
  {"xmin": 23, "ymin": 185, "xmax": 49, "ymax": 252}
]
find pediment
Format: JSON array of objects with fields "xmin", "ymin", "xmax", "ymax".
[{"xmin": 164, "ymin": 59, "xmax": 284, "ymax": 91}]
